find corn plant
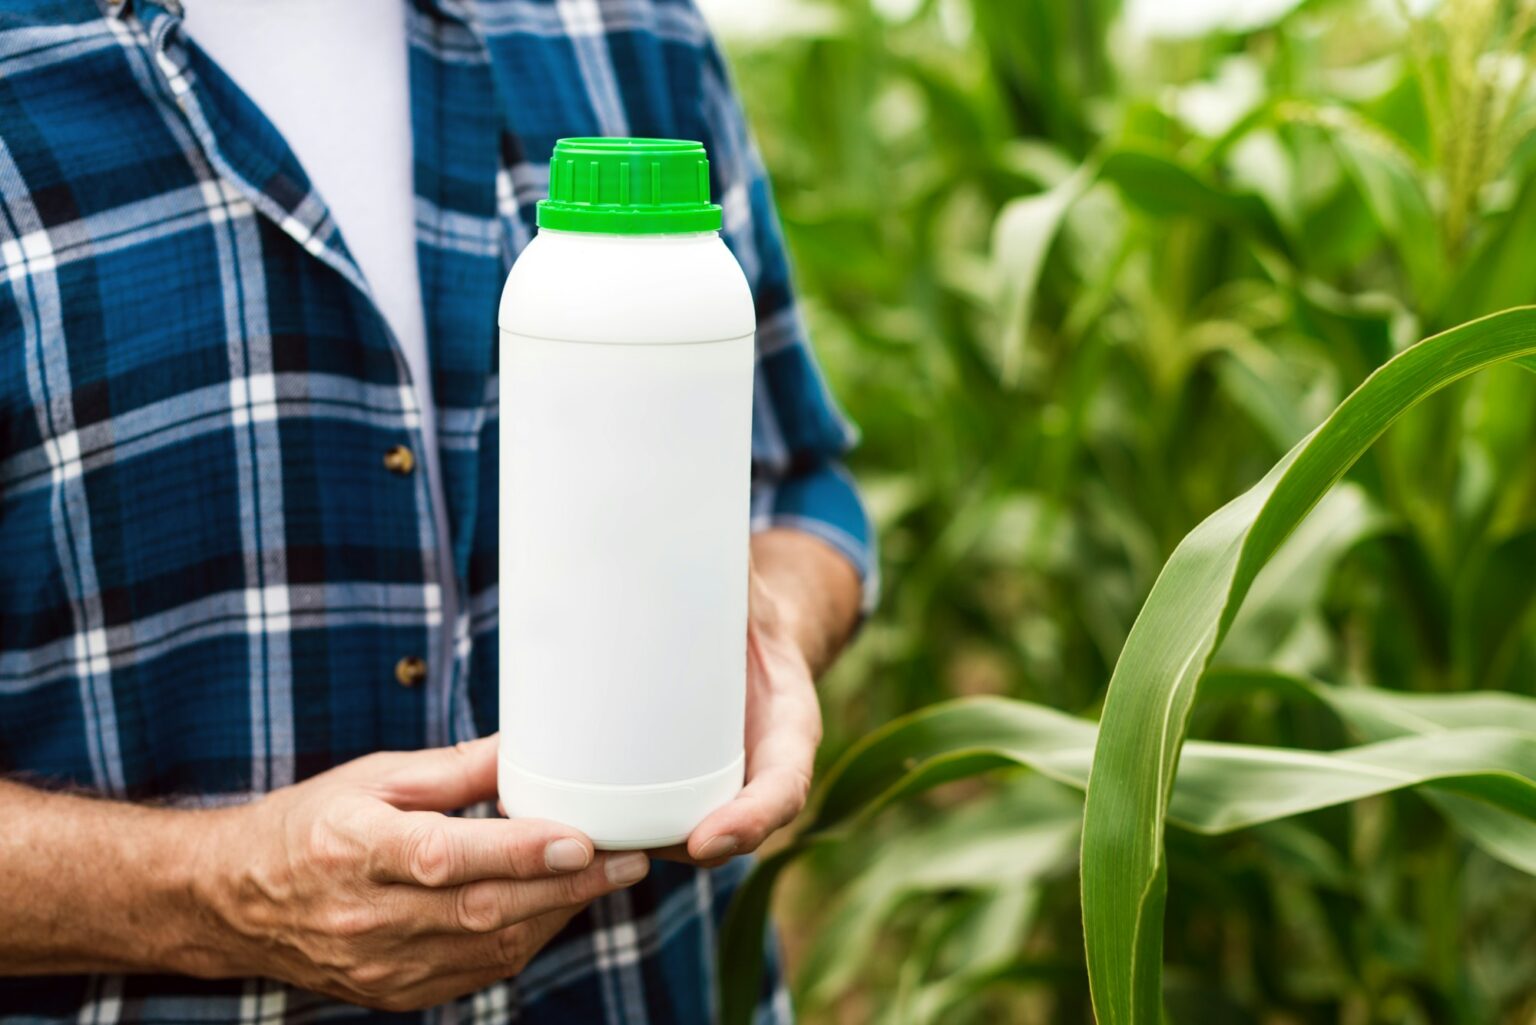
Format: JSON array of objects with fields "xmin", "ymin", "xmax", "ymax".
[{"xmin": 714, "ymin": 0, "xmax": 1536, "ymax": 1021}]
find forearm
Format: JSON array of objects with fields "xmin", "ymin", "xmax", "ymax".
[
  {"xmin": 3, "ymin": 738, "xmax": 649, "ymax": 1009},
  {"xmin": 0, "ymin": 779, "xmax": 223, "ymax": 976},
  {"xmin": 749, "ymin": 527, "xmax": 863, "ymax": 676}
]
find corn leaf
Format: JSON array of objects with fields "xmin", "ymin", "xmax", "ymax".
[
  {"xmin": 893, "ymin": 884, "xmax": 1050, "ymax": 1025},
  {"xmin": 792, "ymin": 694, "xmax": 1536, "ymax": 843},
  {"xmin": 1325, "ymin": 116, "xmax": 1440, "ymax": 300},
  {"xmin": 993, "ymin": 167, "xmax": 1093, "ymax": 383},
  {"xmin": 1214, "ymin": 484, "xmax": 1383, "ymax": 664},
  {"xmin": 796, "ymin": 780, "xmax": 1079, "ymax": 1009},
  {"xmin": 1452, "ymin": 529, "xmax": 1536, "ymax": 689},
  {"xmin": 719, "ymin": 314, "xmax": 1536, "ymax": 1025},
  {"xmin": 717, "ymin": 691, "xmax": 1536, "ymax": 1023},
  {"xmin": 1203, "ymin": 669, "xmax": 1536, "ymax": 873},
  {"xmin": 1202, "ymin": 668, "xmax": 1536, "ymax": 740},
  {"xmin": 1080, "ymin": 308, "xmax": 1536, "ymax": 1025},
  {"xmin": 718, "ymin": 843, "xmax": 821, "ymax": 1025},
  {"xmin": 1098, "ymin": 148, "xmax": 1290, "ymax": 254}
]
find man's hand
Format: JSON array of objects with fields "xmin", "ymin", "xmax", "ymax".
[
  {"xmin": 0, "ymin": 736, "xmax": 649, "ymax": 1013},
  {"xmin": 669, "ymin": 528, "xmax": 863, "ymax": 865},
  {"xmin": 191, "ymin": 736, "xmax": 648, "ymax": 1010}
]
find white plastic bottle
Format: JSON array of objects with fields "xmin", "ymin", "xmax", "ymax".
[{"xmin": 498, "ymin": 138, "xmax": 754, "ymax": 849}]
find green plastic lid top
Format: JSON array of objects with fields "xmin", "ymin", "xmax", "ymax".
[{"xmin": 537, "ymin": 137, "xmax": 723, "ymax": 235}]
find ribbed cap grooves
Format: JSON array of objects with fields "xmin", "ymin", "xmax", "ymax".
[{"xmin": 537, "ymin": 137, "xmax": 723, "ymax": 234}]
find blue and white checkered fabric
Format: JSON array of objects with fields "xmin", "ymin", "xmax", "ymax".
[{"xmin": 0, "ymin": 0, "xmax": 873, "ymax": 1020}]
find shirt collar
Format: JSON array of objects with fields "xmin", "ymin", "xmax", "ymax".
[
  {"xmin": 100, "ymin": 0, "xmax": 183, "ymax": 20},
  {"xmin": 100, "ymin": 0, "xmax": 465, "ymax": 25}
]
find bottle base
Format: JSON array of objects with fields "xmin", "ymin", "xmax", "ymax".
[{"xmin": 499, "ymin": 747, "xmax": 746, "ymax": 850}]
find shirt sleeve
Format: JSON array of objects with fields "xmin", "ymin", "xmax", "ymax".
[{"xmin": 695, "ymin": 32, "xmax": 879, "ymax": 614}]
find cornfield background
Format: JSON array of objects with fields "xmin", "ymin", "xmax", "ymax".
[{"xmin": 704, "ymin": 0, "xmax": 1536, "ymax": 1022}]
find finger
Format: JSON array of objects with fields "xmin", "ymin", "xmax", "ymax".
[
  {"xmin": 391, "ymin": 906, "xmax": 585, "ymax": 1004},
  {"xmin": 412, "ymin": 852, "xmax": 650, "ymax": 934},
  {"xmin": 461, "ymin": 903, "xmax": 585, "ymax": 972},
  {"xmin": 686, "ymin": 763, "xmax": 810, "ymax": 860},
  {"xmin": 367, "ymin": 735, "xmax": 501, "ymax": 812},
  {"xmin": 371, "ymin": 811, "xmax": 596, "ymax": 886},
  {"xmin": 687, "ymin": 679, "xmax": 818, "ymax": 859}
]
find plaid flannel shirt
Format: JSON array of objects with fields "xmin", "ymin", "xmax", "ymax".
[{"xmin": 0, "ymin": 0, "xmax": 873, "ymax": 1021}]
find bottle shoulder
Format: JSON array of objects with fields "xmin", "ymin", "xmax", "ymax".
[{"xmin": 498, "ymin": 231, "xmax": 756, "ymax": 344}]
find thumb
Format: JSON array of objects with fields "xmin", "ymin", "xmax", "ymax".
[{"xmin": 367, "ymin": 734, "xmax": 501, "ymax": 812}]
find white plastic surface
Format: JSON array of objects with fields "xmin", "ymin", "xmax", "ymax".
[
  {"xmin": 499, "ymin": 749, "xmax": 746, "ymax": 850},
  {"xmin": 498, "ymin": 228, "xmax": 754, "ymax": 849},
  {"xmin": 498, "ymin": 229, "xmax": 755, "ymax": 344}
]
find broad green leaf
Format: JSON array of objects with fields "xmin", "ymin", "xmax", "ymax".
[
  {"xmin": 901, "ymin": 958, "xmax": 1070, "ymax": 1025},
  {"xmin": 898, "ymin": 884, "xmax": 1044, "ymax": 1025},
  {"xmin": 969, "ymin": 0, "xmax": 1115, "ymax": 153},
  {"xmin": 1329, "ymin": 122, "xmax": 1440, "ymax": 298},
  {"xmin": 1215, "ymin": 484, "xmax": 1383, "ymax": 664},
  {"xmin": 1098, "ymin": 148, "xmax": 1290, "ymax": 254},
  {"xmin": 1170, "ymin": 728, "xmax": 1536, "ymax": 831},
  {"xmin": 802, "ymin": 694, "xmax": 1536, "ymax": 840},
  {"xmin": 717, "ymin": 693, "xmax": 1536, "ymax": 1023},
  {"xmin": 797, "ymin": 780, "xmax": 1078, "ymax": 1008},
  {"xmin": 1325, "ymin": 687, "xmax": 1536, "ymax": 739},
  {"xmin": 807, "ymin": 698, "xmax": 1096, "ymax": 832},
  {"xmin": 1203, "ymin": 668, "xmax": 1536, "ymax": 741},
  {"xmin": 1080, "ymin": 308, "xmax": 1536, "ymax": 1025},
  {"xmin": 992, "ymin": 166, "xmax": 1093, "ymax": 383},
  {"xmin": 718, "ymin": 842, "xmax": 826, "ymax": 1025},
  {"xmin": 1211, "ymin": 344, "xmax": 1320, "ymax": 450},
  {"xmin": 1202, "ymin": 669, "xmax": 1536, "ymax": 872},
  {"xmin": 1452, "ymin": 529, "xmax": 1536, "ymax": 690},
  {"xmin": 1244, "ymin": 820, "xmax": 1352, "ymax": 889},
  {"xmin": 1441, "ymin": 172, "xmax": 1536, "ymax": 325},
  {"xmin": 1419, "ymin": 790, "xmax": 1536, "ymax": 875}
]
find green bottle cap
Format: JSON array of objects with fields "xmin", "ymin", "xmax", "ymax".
[{"xmin": 537, "ymin": 137, "xmax": 723, "ymax": 235}]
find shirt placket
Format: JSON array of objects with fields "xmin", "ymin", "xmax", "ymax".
[
  {"xmin": 405, "ymin": 0, "xmax": 507, "ymax": 744},
  {"xmin": 112, "ymin": 0, "xmax": 456, "ymax": 749}
]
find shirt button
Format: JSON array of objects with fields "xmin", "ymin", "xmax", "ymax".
[
  {"xmin": 383, "ymin": 445, "xmax": 416, "ymax": 476},
  {"xmin": 395, "ymin": 655, "xmax": 428, "ymax": 687}
]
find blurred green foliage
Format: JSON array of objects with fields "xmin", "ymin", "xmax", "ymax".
[{"xmin": 716, "ymin": 0, "xmax": 1536, "ymax": 1021}]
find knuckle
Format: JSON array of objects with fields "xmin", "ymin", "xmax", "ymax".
[
  {"xmin": 497, "ymin": 928, "xmax": 535, "ymax": 974},
  {"xmin": 405, "ymin": 823, "xmax": 454, "ymax": 887},
  {"xmin": 343, "ymin": 960, "xmax": 397, "ymax": 997},
  {"xmin": 324, "ymin": 903, "xmax": 379, "ymax": 939},
  {"xmin": 350, "ymin": 751, "xmax": 394, "ymax": 775},
  {"xmin": 372, "ymin": 991, "xmax": 427, "ymax": 1014},
  {"xmin": 788, "ymin": 768, "xmax": 813, "ymax": 808},
  {"xmin": 333, "ymin": 751, "xmax": 397, "ymax": 789},
  {"xmin": 553, "ymin": 869, "xmax": 598, "ymax": 904},
  {"xmin": 303, "ymin": 823, "xmax": 354, "ymax": 873},
  {"xmin": 453, "ymin": 884, "xmax": 504, "ymax": 934}
]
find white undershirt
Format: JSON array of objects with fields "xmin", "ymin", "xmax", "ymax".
[{"xmin": 183, "ymin": 1, "xmax": 460, "ymax": 688}]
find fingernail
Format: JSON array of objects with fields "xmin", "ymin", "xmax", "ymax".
[
  {"xmin": 545, "ymin": 838, "xmax": 590, "ymax": 872},
  {"xmin": 605, "ymin": 852, "xmax": 650, "ymax": 886},
  {"xmin": 696, "ymin": 835, "xmax": 739, "ymax": 861}
]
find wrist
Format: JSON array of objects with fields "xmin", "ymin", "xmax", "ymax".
[
  {"xmin": 749, "ymin": 528, "xmax": 860, "ymax": 675},
  {"xmin": 749, "ymin": 567, "xmax": 811, "ymax": 658},
  {"xmin": 158, "ymin": 802, "xmax": 262, "ymax": 979}
]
